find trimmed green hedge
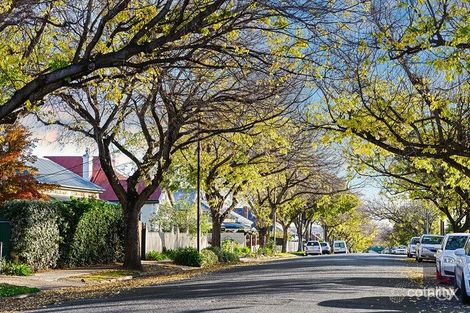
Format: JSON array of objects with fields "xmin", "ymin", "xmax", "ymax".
[
  {"xmin": 0, "ymin": 200, "xmax": 60, "ymax": 270},
  {"xmin": 0, "ymin": 198, "xmax": 124, "ymax": 270},
  {"xmin": 66, "ymin": 199, "xmax": 124, "ymax": 266}
]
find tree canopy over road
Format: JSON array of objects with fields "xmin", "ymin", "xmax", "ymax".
[{"xmin": 1, "ymin": 0, "xmax": 469, "ymax": 268}]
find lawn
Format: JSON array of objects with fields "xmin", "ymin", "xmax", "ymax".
[
  {"xmin": 0, "ymin": 284, "xmax": 40, "ymax": 298},
  {"xmin": 75, "ymin": 269, "xmax": 138, "ymax": 282}
]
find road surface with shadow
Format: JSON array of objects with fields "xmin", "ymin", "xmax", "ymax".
[{"xmin": 30, "ymin": 253, "xmax": 467, "ymax": 313}]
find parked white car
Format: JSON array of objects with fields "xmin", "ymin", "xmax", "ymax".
[
  {"xmin": 320, "ymin": 242, "xmax": 331, "ymax": 254},
  {"xmin": 453, "ymin": 242, "xmax": 470, "ymax": 304},
  {"xmin": 333, "ymin": 240, "xmax": 348, "ymax": 254},
  {"xmin": 436, "ymin": 233, "xmax": 470, "ymax": 281},
  {"xmin": 305, "ymin": 241, "xmax": 322, "ymax": 255},
  {"xmin": 407, "ymin": 237, "xmax": 420, "ymax": 258},
  {"xmin": 416, "ymin": 235, "xmax": 444, "ymax": 262},
  {"xmin": 391, "ymin": 246, "xmax": 407, "ymax": 255}
]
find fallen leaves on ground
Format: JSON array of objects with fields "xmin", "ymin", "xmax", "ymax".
[{"xmin": 0, "ymin": 263, "xmax": 245, "ymax": 312}]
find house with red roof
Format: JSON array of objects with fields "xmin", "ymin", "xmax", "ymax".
[{"xmin": 45, "ymin": 151, "xmax": 161, "ymax": 225}]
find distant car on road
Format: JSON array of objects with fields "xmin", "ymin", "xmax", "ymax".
[
  {"xmin": 333, "ymin": 240, "xmax": 348, "ymax": 254},
  {"xmin": 453, "ymin": 241, "xmax": 470, "ymax": 304},
  {"xmin": 436, "ymin": 233, "xmax": 470, "ymax": 281},
  {"xmin": 416, "ymin": 234, "xmax": 444, "ymax": 262},
  {"xmin": 391, "ymin": 246, "xmax": 407, "ymax": 255},
  {"xmin": 407, "ymin": 237, "xmax": 420, "ymax": 258},
  {"xmin": 381, "ymin": 248, "xmax": 391, "ymax": 254},
  {"xmin": 320, "ymin": 242, "xmax": 331, "ymax": 254},
  {"xmin": 305, "ymin": 241, "xmax": 322, "ymax": 255}
]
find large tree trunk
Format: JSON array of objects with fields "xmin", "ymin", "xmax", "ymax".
[
  {"xmin": 211, "ymin": 217, "xmax": 222, "ymax": 248},
  {"xmin": 297, "ymin": 221, "xmax": 303, "ymax": 252},
  {"xmin": 258, "ymin": 226, "xmax": 267, "ymax": 247},
  {"xmin": 281, "ymin": 226, "xmax": 288, "ymax": 253},
  {"xmin": 123, "ymin": 204, "xmax": 143, "ymax": 271}
]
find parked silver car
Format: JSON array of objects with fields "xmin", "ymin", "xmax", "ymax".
[
  {"xmin": 407, "ymin": 237, "xmax": 420, "ymax": 258},
  {"xmin": 416, "ymin": 234, "xmax": 444, "ymax": 262}
]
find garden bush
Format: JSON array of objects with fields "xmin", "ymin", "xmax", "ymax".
[
  {"xmin": 56, "ymin": 198, "xmax": 93, "ymax": 264},
  {"xmin": 67, "ymin": 199, "xmax": 124, "ymax": 266},
  {"xmin": 1, "ymin": 262, "xmax": 33, "ymax": 276},
  {"xmin": 200, "ymin": 249, "xmax": 218, "ymax": 267},
  {"xmin": 173, "ymin": 247, "xmax": 203, "ymax": 267},
  {"xmin": 206, "ymin": 246, "xmax": 239, "ymax": 263},
  {"xmin": 257, "ymin": 240, "xmax": 277, "ymax": 256},
  {"xmin": 0, "ymin": 200, "xmax": 60, "ymax": 270},
  {"xmin": 146, "ymin": 250, "xmax": 165, "ymax": 261},
  {"xmin": 162, "ymin": 248, "xmax": 177, "ymax": 261}
]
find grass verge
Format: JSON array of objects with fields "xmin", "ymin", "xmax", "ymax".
[
  {"xmin": 73, "ymin": 270, "xmax": 138, "ymax": 283},
  {"xmin": 0, "ymin": 284, "xmax": 39, "ymax": 298}
]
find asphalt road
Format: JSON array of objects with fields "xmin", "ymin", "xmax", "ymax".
[{"xmin": 32, "ymin": 254, "xmax": 468, "ymax": 313}]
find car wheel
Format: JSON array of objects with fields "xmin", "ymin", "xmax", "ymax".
[
  {"xmin": 416, "ymin": 255, "xmax": 423, "ymax": 262},
  {"xmin": 407, "ymin": 253, "xmax": 411, "ymax": 258},
  {"xmin": 461, "ymin": 276, "xmax": 470, "ymax": 304}
]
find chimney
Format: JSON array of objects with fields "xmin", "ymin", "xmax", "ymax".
[
  {"xmin": 82, "ymin": 149, "xmax": 92, "ymax": 181},
  {"xmin": 243, "ymin": 206, "xmax": 249, "ymax": 218}
]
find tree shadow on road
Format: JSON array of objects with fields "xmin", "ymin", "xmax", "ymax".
[{"xmin": 317, "ymin": 295, "xmax": 466, "ymax": 313}]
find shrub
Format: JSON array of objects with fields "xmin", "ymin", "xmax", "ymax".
[
  {"xmin": 162, "ymin": 249, "xmax": 177, "ymax": 261},
  {"xmin": 67, "ymin": 199, "xmax": 124, "ymax": 266},
  {"xmin": 241, "ymin": 247, "xmax": 251, "ymax": 254},
  {"xmin": 221, "ymin": 239, "xmax": 234, "ymax": 253},
  {"xmin": 173, "ymin": 247, "xmax": 203, "ymax": 267},
  {"xmin": 0, "ymin": 257, "xmax": 6, "ymax": 272},
  {"xmin": 200, "ymin": 249, "xmax": 218, "ymax": 267},
  {"xmin": 206, "ymin": 246, "xmax": 239, "ymax": 263},
  {"xmin": 0, "ymin": 200, "xmax": 60, "ymax": 270},
  {"xmin": 205, "ymin": 246, "xmax": 223, "ymax": 261},
  {"xmin": 56, "ymin": 199, "xmax": 93, "ymax": 264},
  {"xmin": 1, "ymin": 262, "xmax": 33, "ymax": 276},
  {"xmin": 221, "ymin": 251, "xmax": 239, "ymax": 262},
  {"xmin": 146, "ymin": 250, "xmax": 165, "ymax": 261}
]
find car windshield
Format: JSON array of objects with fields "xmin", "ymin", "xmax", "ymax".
[
  {"xmin": 307, "ymin": 242, "xmax": 319, "ymax": 246},
  {"xmin": 320, "ymin": 243, "xmax": 328, "ymax": 247},
  {"xmin": 334, "ymin": 242, "xmax": 345, "ymax": 248},
  {"xmin": 410, "ymin": 237, "xmax": 420, "ymax": 244},
  {"xmin": 421, "ymin": 236, "xmax": 443, "ymax": 245},
  {"xmin": 445, "ymin": 236, "xmax": 468, "ymax": 250}
]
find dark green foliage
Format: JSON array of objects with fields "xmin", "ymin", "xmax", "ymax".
[
  {"xmin": 0, "ymin": 200, "xmax": 60, "ymax": 270},
  {"xmin": 173, "ymin": 247, "xmax": 203, "ymax": 267},
  {"xmin": 0, "ymin": 199, "xmax": 124, "ymax": 269},
  {"xmin": 67, "ymin": 199, "xmax": 124, "ymax": 266},
  {"xmin": 56, "ymin": 199, "xmax": 90, "ymax": 264},
  {"xmin": 162, "ymin": 248, "xmax": 177, "ymax": 261},
  {"xmin": 200, "ymin": 249, "xmax": 219, "ymax": 267},
  {"xmin": 146, "ymin": 250, "xmax": 166, "ymax": 261}
]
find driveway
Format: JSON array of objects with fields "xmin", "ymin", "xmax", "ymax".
[{"xmin": 31, "ymin": 254, "xmax": 467, "ymax": 312}]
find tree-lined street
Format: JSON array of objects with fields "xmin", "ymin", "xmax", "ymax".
[{"xmin": 30, "ymin": 255, "xmax": 465, "ymax": 313}]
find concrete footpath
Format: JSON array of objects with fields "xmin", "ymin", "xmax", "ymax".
[
  {"xmin": 0, "ymin": 268, "xmax": 104, "ymax": 289},
  {"xmin": 0, "ymin": 260, "xmax": 198, "ymax": 290}
]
